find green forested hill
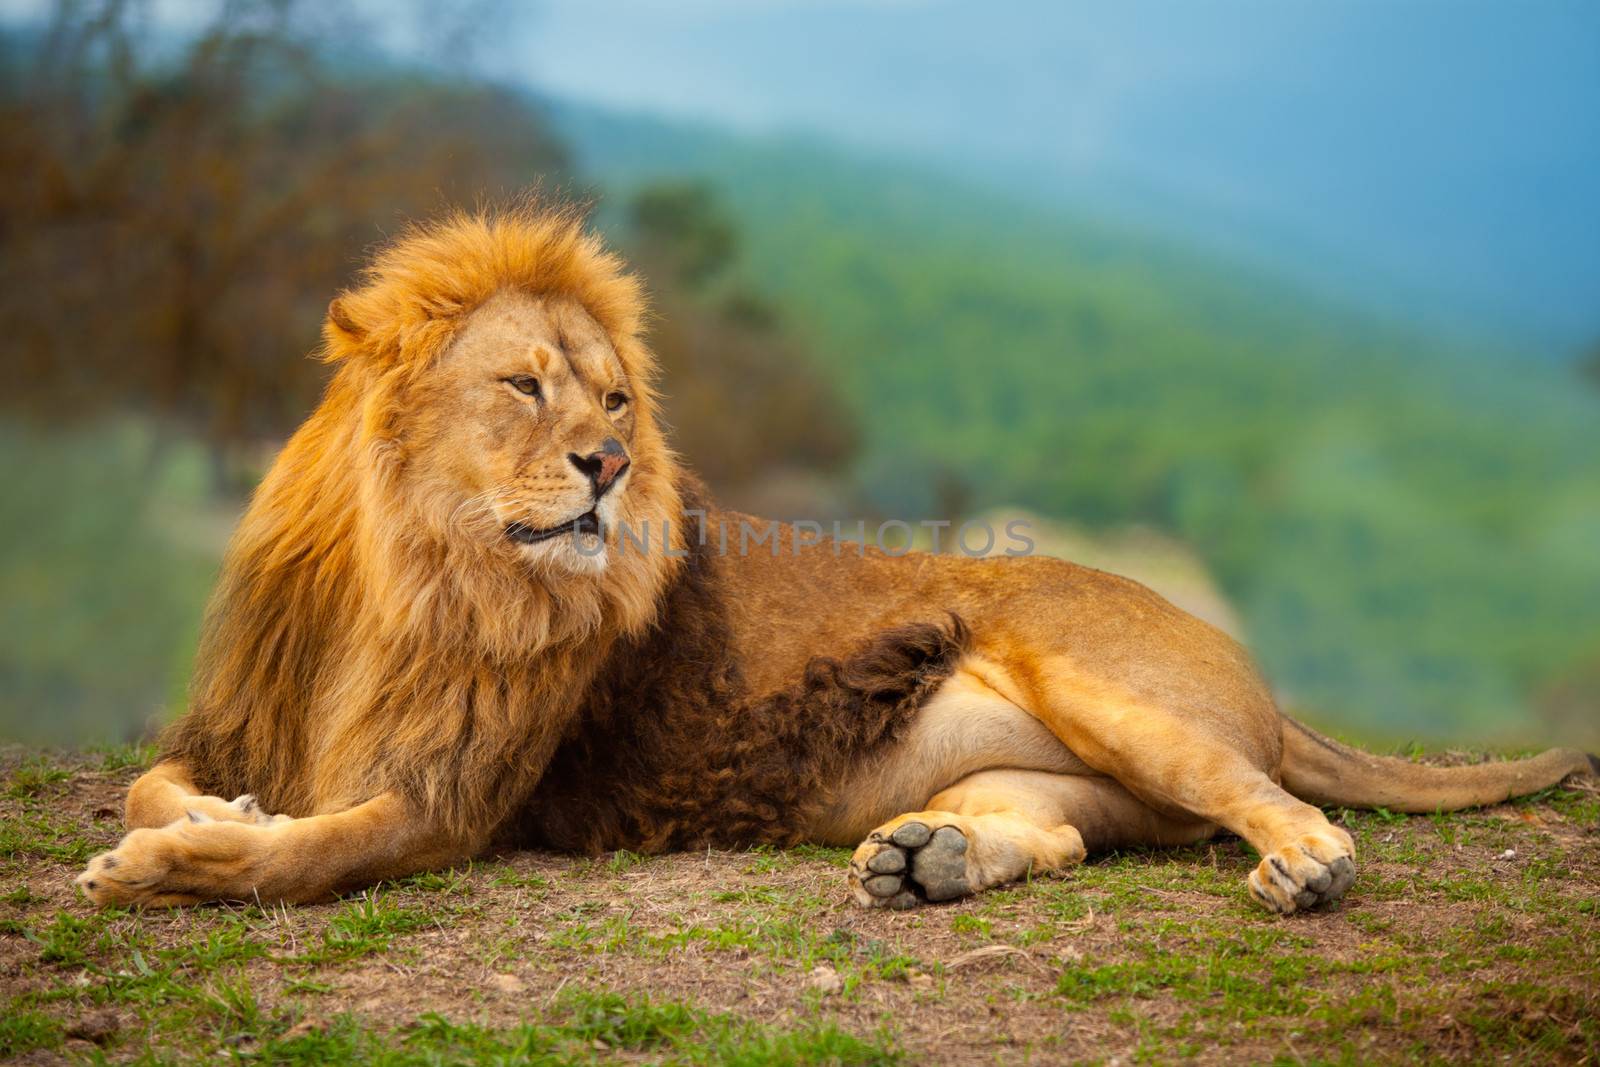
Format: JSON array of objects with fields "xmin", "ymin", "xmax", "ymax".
[{"xmin": 555, "ymin": 103, "xmax": 1600, "ymax": 744}]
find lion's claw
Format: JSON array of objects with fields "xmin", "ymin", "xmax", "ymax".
[{"xmin": 178, "ymin": 792, "xmax": 289, "ymax": 828}]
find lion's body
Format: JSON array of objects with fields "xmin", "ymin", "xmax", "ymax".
[
  {"xmin": 79, "ymin": 207, "xmax": 1595, "ymax": 914},
  {"xmin": 521, "ymin": 501, "xmax": 1266, "ymax": 855}
]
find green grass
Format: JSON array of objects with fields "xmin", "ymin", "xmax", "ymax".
[
  {"xmin": 395, "ymin": 867, "xmax": 476, "ymax": 896},
  {"xmin": 1, "ymin": 751, "xmax": 117, "ymax": 873},
  {"xmin": 0, "ymin": 807, "xmax": 103, "ymax": 865},
  {"xmin": 2, "ymin": 758, "xmax": 1595, "ymax": 1063},
  {"xmin": 5, "ymin": 757, "xmax": 71, "ymax": 798},
  {"xmin": 250, "ymin": 991, "xmax": 899, "ymax": 1066},
  {"xmin": 89, "ymin": 741, "xmax": 162, "ymax": 773},
  {"xmin": 313, "ymin": 890, "xmax": 447, "ymax": 962},
  {"xmin": 0, "ymin": 1005, "xmax": 63, "ymax": 1057},
  {"xmin": 23, "ymin": 911, "xmax": 98, "ymax": 966}
]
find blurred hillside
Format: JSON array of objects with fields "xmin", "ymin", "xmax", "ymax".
[
  {"xmin": 2, "ymin": 1, "xmax": 1597, "ymax": 750},
  {"xmin": 555, "ymin": 104, "xmax": 1600, "ymax": 746},
  {"xmin": 504, "ymin": 0, "xmax": 1600, "ymax": 352}
]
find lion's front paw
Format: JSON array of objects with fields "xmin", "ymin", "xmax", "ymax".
[
  {"xmin": 77, "ymin": 821, "xmax": 271, "ymax": 908},
  {"xmin": 849, "ymin": 819, "xmax": 975, "ymax": 909},
  {"xmin": 181, "ymin": 793, "xmax": 290, "ymax": 827},
  {"xmin": 1247, "ymin": 828, "xmax": 1356, "ymax": 915},
  {"xmin": 79, "ymin": 827, "xmax": 188, "ymax": 907}
]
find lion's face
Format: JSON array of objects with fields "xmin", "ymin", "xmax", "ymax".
[{"xmin": 407, "ymin": 289, "xmax": 640, "ymax": 573}]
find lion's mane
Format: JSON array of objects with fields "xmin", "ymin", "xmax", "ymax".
[{"xmin": 162, "ymin": 205, "xmax": 684, "ymax": 839}]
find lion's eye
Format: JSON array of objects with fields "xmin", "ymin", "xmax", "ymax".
[
  {"xmin": 605, "ymin": 392, "xmax": 628, "ymax": 413},
  {"xmin": 506, "ymin": 375, "xmax": 541, "ymax": 398}
]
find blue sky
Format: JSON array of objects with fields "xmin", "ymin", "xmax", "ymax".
[
  {"xmin": 6, "ymin": 0, "xmax": 1596, "ymax": 350},
  {"xmin": 479, "ymin": 0, "xmax": 1600, "ymax": 352}
]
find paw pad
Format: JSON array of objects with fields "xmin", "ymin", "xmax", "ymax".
[
  {"xmin": 865, "ymin": 850, "xmax": 905, "ymax": 875},
  {"xmin": 851, "ymin": 821, "xmax": 974, "ymax": 908}
]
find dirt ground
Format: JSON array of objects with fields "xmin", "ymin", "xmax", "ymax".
[{"xmin": 2, "ymin": 747, "xmax": 1596, "ymax": 1065}]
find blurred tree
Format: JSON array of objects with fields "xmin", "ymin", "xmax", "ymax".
[
  {"xmin": 1581, "ymin": 343, "xmax": 1600, "ymax": 391},
  {"xmin": 0, "ymin": 0, "xmax": 570, "ymax": 489},
  {"xmin": 623, "ymin": 181, "xmax": 858, "ymax": 491},
  {"xmin": 931, "ymin": 466, "xmax": 974, "ymax": 531},
  {"xmin": 0, "ymin": 4, "xmax": 855, "ymax": 500},
  {"xmin": 630, "ymin": 182, "xmax": 740, "ymax": 290}
]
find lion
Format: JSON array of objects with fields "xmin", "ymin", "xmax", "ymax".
[{"xmin": 77, "ymin": 205, "xmax": 1596, "ymax": 915}]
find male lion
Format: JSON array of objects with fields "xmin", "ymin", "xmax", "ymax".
[{"xmin": 78, "ymin": 206, "xmax": 1596, "ymax": 914}]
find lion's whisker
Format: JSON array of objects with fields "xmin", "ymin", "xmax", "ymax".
[{"xmin": 449, "ymin": 487, "xmax": 508, "ymax": 529}]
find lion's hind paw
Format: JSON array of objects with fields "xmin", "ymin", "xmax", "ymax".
[
  {"xmin": 1247, "ymin": 830, "xmax": 1357, "ymax": 915},
  {"xmin": 849, "ymin": 820, "xmax": 973, "ymax": 908}
]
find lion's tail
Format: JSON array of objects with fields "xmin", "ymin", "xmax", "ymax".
[{"xmin": 1279, "ymin": 715, "xmax": 1596, "ymax": 814}]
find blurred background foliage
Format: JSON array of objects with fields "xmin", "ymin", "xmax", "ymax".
[{"xmin": 1, "ymin": 0, "xmax": 1596, "ymax": 749}]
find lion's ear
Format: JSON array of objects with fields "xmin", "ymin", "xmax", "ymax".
[{"xmin": 326, "ymin": 297, "xmax": 364, "ymax": 339}]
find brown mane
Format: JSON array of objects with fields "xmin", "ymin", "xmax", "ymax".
[
  {"xmin": 522, "ymin": 487, "xmax": 971, "ymax": 854},
  {"xmin": 162, "ymin": 204, "xmax": 684, "ymax": 840}
]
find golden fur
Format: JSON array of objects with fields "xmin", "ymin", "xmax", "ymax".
[{"xmin": 77, "ymin": 205, "xmax": 1596, "ymax": 915}]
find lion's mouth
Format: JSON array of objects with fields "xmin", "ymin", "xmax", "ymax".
[{"xmin": 505, "ymin": 511, "xmax": 602, "ymax": 545}]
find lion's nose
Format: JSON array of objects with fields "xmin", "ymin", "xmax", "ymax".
[{"xmin": 569, "ymin": 438, "xmax": 630, "ymax": 498}]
